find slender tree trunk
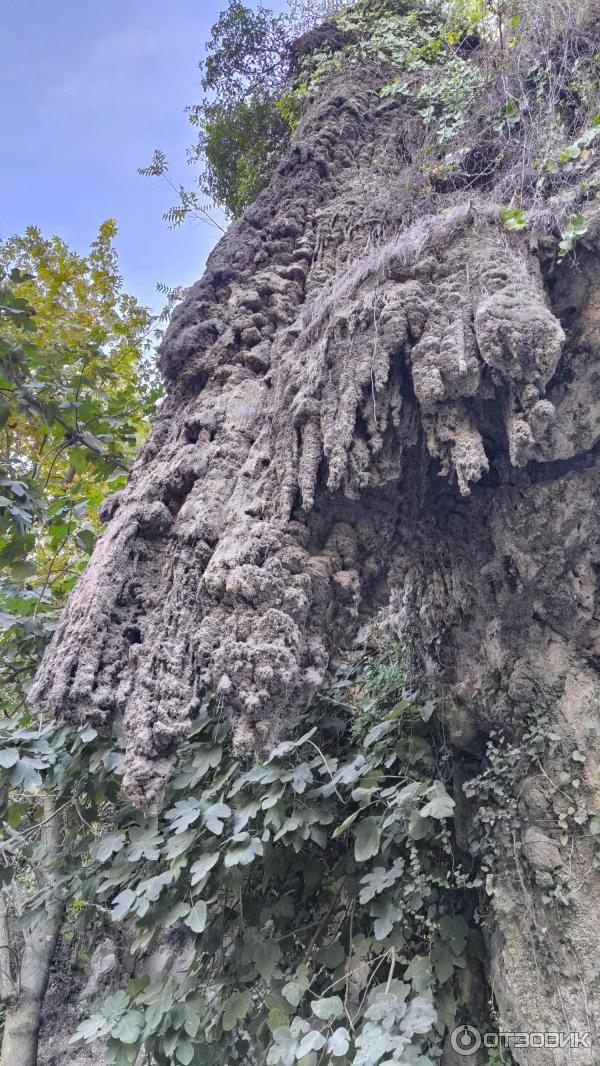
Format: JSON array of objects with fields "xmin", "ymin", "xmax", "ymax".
[{"xmin": 0, "ymin": 798, "xmax": 64, "ymax": 1066}]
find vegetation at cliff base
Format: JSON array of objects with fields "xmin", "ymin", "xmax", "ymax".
[{"xmin": 0, "ymin": 638, "xmax": 482, "ymax": 1066}]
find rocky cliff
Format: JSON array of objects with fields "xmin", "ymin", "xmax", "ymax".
[{"xmin": 30, "ymin": 6, "xmax": 600, "ymax": 1062}]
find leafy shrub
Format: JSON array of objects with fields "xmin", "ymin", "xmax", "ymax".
[
  {"xmin": 194, "ymin": 96, "xmax": 290, "ymax": 218},
  {"xmin": 179, "ymin": 1, "xmax": 293, "ymax": 219}
]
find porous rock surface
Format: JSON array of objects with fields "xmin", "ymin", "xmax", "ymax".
[{"xmin": 31, "ymin": 62, "xmax": 600, "ymax": 1062}]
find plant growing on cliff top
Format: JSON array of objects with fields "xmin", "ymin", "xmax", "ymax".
[
  {"xmin": 138, "ymin": 0, "xmax": 600, "ymax": 255},
  {"xmin": 142, "ymin": 0, "xmax": 478, "ymax": 219},
  {"xmin": 141, "ymin": 0, "xmax": 294, "ymax": 220}
]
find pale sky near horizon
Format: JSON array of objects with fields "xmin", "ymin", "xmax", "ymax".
[{"xmin": 1, "ymin": 0, "xmax": 286, "ymax": 314}]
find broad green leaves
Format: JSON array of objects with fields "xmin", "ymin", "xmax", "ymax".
[
  {"xmin": 4, "ymin": 640, "xmax": 471, "ymax": 1066},
  {"xmin": 328, "ymin": 1027, "xmax": 350, "ymax": 1056},
  {"xmin": 165, "ymin": 798, "xmax": 202, "ymax": 834},
  {"xmin": 499, "ymin": 207, "xmax": 527, "ymax": 231},
  {"xmin": 253, "ymin": 938, "xmax": 281, "ymax": 981},
  {"xmin": 189, "ymin": 850, "xmax": 220, "ymax": 884},
  {"xmin": 185, "ymin": 902, "xmax": 208, "ymax": 934},
  {"xmin": 419, "ymin": 781, "xmax": 455, "ymax": 820},
  {"xmin": 558, "ymin": 214, "xmax": 589, "ymax": 259}
]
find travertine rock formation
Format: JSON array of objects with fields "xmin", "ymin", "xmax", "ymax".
[{"xmin": 31, "ymin": 57, "xmax": 600, "ymax": 1064}]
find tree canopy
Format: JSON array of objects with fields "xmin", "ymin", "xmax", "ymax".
[{"xmin": 0, "ymin": 223, "xmax": 160, "ymax": 711}]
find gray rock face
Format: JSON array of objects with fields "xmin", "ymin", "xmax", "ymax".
[
  {"xmin": 522, "ymin": 826, "xmax": 562, "ymax": 872},
  {"xmin": 29, "ymin": 60, "xmax": 600, "ymax": 1064}
]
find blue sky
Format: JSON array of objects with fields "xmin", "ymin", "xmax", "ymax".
[{"xmin": 1, "ymin": 0, "xmax": 285, "ymax": 314}]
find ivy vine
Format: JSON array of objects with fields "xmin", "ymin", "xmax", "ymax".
[{"xmin": 0, "ymin": 640, "xmax": 482, "ymax": 1065}]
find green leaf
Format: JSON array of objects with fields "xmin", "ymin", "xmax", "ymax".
[
  {"xmin": 282, "ymin": 980, "xmax": 308, "ymax": 1008},
  {"xmin": 419, "ymin": 781, "xmax": 455, "ymax": 820},
  {"xmin": 222, "ymin": 989, "xmax": 252, "ymax": 1031},
  {"xmin": 267, "ymin": 1025, "xmax": 296, "ymax": 1066},
  {"xmin": 255, "ymin": 938, "xmax": 281, "ymax": 981},
  {"xmin": 165, "ymin": 798, "xmax": 202, "ymax": 834},
  {"xmin": 9, "ymin": 756, "xmax": 44, "ymax": 790},
  {"xmin": 126, "ymin": 823, "xmax": 163, "ymax": 861},
  {"xmin": 15, "ymin": 904, "xmax": 47, "ymax": 929},
  {"xmin": 165, "ymin": 901, "xmax": 191, "ymax": 927},
  {"xmin": 404, "ymin": 954, "xmax": 433, "ymax": 993},
  {"xmin": 185, "ymin": 901, "xmax": 208, "ymax": 934},
  {"xmin": 438, "ymin": 914, "xmax": 469, "ymax": 955},
  {"xmin": 311, "ymin": 995, "xmax": 345, "ymax": 1021},
  {"xmin": 317, "ymin": 941, "xmax": 345, "ymax": 968},
  {"xmin": 7, "ymin": 801, "xmax": 27, "ymax": 828},
  {"xmin": 296, "ymin": 1030, "xmax": 326, "ymax": 1058},
  {"xmin": 233, "ymin": 796, "xmax": 260, "ymax": 831},
  {"xmin": 268, "ymin": 1008, "xmax": 290, "ymax": 1033},
  {"xmin": 183, "ymin": 1002, "xmax": 202, "ymax": 1038},
  {"xmin": 137, "ymin": 871, "xmax": 173, "ymax": 902},
  {"xmin": 332, "ymin": 808, "xmax": 360, "ymax": 839},
  {"xmin": 0, "ymin": 748, "xmax": 19, "ymax": 768},
  {"xmin": 176, "ymin": 1040, "xmax": 194, "ymax": 1065},
  {"xmin": 354, "ymin": 817, "xmax": 381, "ymax": 862},
  {"xmin": 203, "ymin": 801, "xmax": 231, "ymax": 835},
  {"xmin": 70, "ymin": 1013, "xmax": 112, "ymax": 1043},
  {"xmin": 359, "ymin": 858, "xmax": 405, "ymax": 903},
  {"xmin": 111, "ymin": 1010, "xmax": 144, "ymax": 1044},
  {"xmin": 190, "ymin": 850, "xmax": 220, "ymax": 884},
  {"xmin": 328, "ymin": 1028, "xmax": 351, "ymax": 1056},
  {"xmin": 224, "ymin": 833, "xmax": 263, "ymax": 866},
  {"xmin": 401, "ymin": 994, "xmax": 436, "ymax": 1035},
  {"xmin": 433, "ymin": 944, "xmax": 454, "ymax": 983},
  {"xmin": 144, "ymin": 985, "xmax": 174, "ymax": 1030},
  {"xmin": 74, "ymin": 528, "xmax": 96, "ymax": 554},
  {"xmin": 111, "ymin": 888, "xmax": 137, "ymax": 920},
  {"xmin": 164, "ymin": 829, "xmax": 196, "ymax": 860},
  {"xmin": 499, "ymin": 207, "xmax": 527, "ymax": 231},
  {"xmin": 92, "ymin": 832, "xmax": 126, "ymax": 863}
]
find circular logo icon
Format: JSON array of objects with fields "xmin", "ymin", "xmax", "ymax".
[{"xmin": 450, "ymin": 1025, "xmax": 482, "ymax": 1057}]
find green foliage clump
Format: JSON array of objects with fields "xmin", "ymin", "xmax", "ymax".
[
  {"xmin": 194, "ymin": 96, "xmax": 290, "ymax": 219},
  {"xmin": 151, "ymin": 0, "xmax": 293, "ymax": 220},
  {"xmin": 185, "ymin": 0, "xmax": 292, "ymax": 216},
  {"xmin": 463, "ymin": 703, "xmax": 600, "ymax": 908},
  {"xmin": 0, "ymin": 643, "xmax": 481, "ymax": 1065},
  {"xmin": 142, "ymin": 0, "xmax": 600, "ymax": 264},
  {"xmin": 146, "ymin": 0, "xmax": 480, "ymax": 220}
]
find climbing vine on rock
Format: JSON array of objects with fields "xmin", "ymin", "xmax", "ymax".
[{"xmin": 0, "ymin": 640, "xmax": 481, "ymax": 1065}]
